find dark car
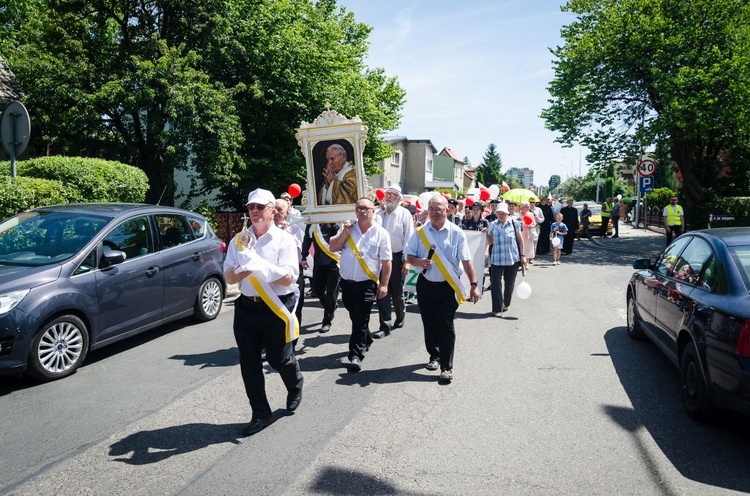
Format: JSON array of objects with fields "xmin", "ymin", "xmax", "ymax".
[
  {"xmin": 626, "ymin": 227, "xmax": 750, "ymax": 420},
  {"xmin": 0, "ymin": 203, "xmax": 226, "ymax": 381}
]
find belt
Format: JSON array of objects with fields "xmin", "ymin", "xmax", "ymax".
[
  {"xmin": 418, "ymin": 274, "xmax": 448, "ymax": 285},
  {"xmin": 240, "ymin": 293, "xmax": 294, "ymax": 304}
]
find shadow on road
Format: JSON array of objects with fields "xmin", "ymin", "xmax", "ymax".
[
  {"xmin": 335, "ymin": 363, "xmax": 436, "ymax": 387},
  {"xmin": 109, "ymin": 422, "xmax": 245, "ymax": 465},
  {"xmin": 169, "ymin": 347, "xmax": 239, "ymax": 368},
  {"xmin": 307, "ymin": 466, "xmax": 428, "ymax": 495},
  {"xmin": 604, "ymin": 326, "xmax": 750, "ymax": 493}
]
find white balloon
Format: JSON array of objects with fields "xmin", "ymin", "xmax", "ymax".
[
  {"xmin": 516, "ymin": 280, "xmax": 532, "ymax": 299},
  {"xmin": 616, "ymin": 194, "xmax": 623, "ymax": 201},
  {"xmin": 551, "ymin": 237, "xmax": 562, "ymax": 248},
  {"xmin": 488, "ymin": 184, "xmax": 500, "ymax": 199}
]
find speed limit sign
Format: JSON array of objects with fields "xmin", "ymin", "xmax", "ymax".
[{"xmin": 637, "ymin": 158, "xmax": 657, "ymax": 177}]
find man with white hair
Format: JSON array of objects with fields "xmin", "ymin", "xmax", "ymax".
[
  {"xmin": 318, "ymin": 143, "xmax": 358, "ymax": 205},
  {"xmin": 374, "ymin": 184, "xmax": 414, "ymax": 338},
  {"xmin": 224, "ymin": 189, "xmax": 303, "ymax": 436}
]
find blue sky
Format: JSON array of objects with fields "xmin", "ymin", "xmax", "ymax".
[{"xmin": 337, "ymin": 0, "xmax": 586, "ymax": 187}]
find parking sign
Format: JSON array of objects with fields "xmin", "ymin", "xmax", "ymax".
[{"xmin": 639, "ymin": 175, "xmax": 654, "ymax": 193}]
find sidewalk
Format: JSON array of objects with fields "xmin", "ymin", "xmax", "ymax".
[{"xmin": 585, "ymin": 223, "xmax": 665, "ymax": 256}]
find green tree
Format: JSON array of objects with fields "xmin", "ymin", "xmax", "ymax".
[
  {"xmin": 549, "ymin": 174, "xmax": 562, "ymax": 194},
  {"xmin": 476, "ymin": 143, "xmax": 502, "ymax": 185},
  {"xmin": 1, "ymin": 0, "xmax": 405, "ymax": 208},
  {"xmin": 542, "ymin": 0, "xmax": 750, "ymax": 226}
]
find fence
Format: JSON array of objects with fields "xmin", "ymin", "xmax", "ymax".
[{"xmin": 213, "ymin": 212, "xmax": 247, "ymax": 243}]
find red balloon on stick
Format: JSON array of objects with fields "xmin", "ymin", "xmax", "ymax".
[
  {"xmin": 375, "ymin": 188, "xmax": 385, "ymax": 201},
  {"xmin": 288, "ymin": 183, "xmax": 302, "ymax": 198},
  {"xmin": 479, "ymin": 188, "xmax": 490, "ymax": 201},
  {"xmin": 523, "ymin": 212, "xmax": 534, "ymax": 226},
  {"xmin": 465, "ymin": 198, "xmax": 475, "ymax": 207}
]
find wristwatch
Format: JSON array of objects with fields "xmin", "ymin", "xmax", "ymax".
[{"xmin": 470, "ymin": 282, "xmax": 478, "ymax": 287}]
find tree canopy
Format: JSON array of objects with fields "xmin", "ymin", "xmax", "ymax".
[
  {"xmin": 0, "ymin": 0, "xmax": 405, "ymax": 208},
  {"xmin": 542, "ymin": 0, "xmax": 750, "ymax": 224},
  {"xmin": 476, "ymin": 143, "xmax": 503, "ymax": 186}
]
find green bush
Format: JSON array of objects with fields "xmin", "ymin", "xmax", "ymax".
[
  {"xmin": 0, "ymin": 176, "xmax": 70, "ymax": 219},
  {"xmin": 706, "ymin": 197, "xmax": 750, "ymax": 228},
  {"xmin": 0, "ymin": 156, "xmax": 149, "ymax": 203}
]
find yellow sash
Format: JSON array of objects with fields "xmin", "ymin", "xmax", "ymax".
[
  {"xmin": 417, "ymin": 227, "xmax": 467, "ymax": 304},
  {"xmin": 234, "ymin": 232, "xmax": 299, "ymax": 343},
  {"xmin": 346, "ymin": 234, "xmax": 378, "ymax": 283},
  {"xmin": 313, "ymin": 224, "xmax": 340, "ymax": 262}
]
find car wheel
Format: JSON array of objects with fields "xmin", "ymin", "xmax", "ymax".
[
  {"xmin": 26, "ymin": 315, "xmax": 89, "ymax": 381},
  {"xmin": 626, "ymin": 294, "xmax": 646, "ymax": 339},
  {"xmin": 195, "ymin": 277, "xmax": 223, "ymax": 322},
  {"xmin": 680, "ymin": 343, "xmax": 714, "ymax": 421}
]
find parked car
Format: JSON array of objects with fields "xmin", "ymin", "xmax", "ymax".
[
  {"xmin": 573, "ymin": 201, "xmax": 612, "ymax": 237},
  {"xmin": 626, "ymin": 227, "xmax": 750, "ymax": 419},
  {"xmin": 0, "ymin": 203, "xmax": 226, "ymax": 381}
]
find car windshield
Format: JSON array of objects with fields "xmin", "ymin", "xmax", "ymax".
[
  {"xmin": 574, "ymin": 203, "xmax": 602, "ymax": 215},
  {"xmin": 0, "ymin": 210, "xmax": 109, "ymax": 266},
  {"xmin": 729, "ymin": 246, "xmax": 750, "ymax": 290}
]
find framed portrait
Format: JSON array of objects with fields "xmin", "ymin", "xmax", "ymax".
[{"xmin": 296, "ymin": 109, "xmax": 368, "ymax": 224}]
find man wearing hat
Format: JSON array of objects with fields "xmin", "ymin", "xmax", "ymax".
[
  {"xmin": 224, "ymin": 188, "xmax": 304, "ymax": 436},
  {"xmin": 447, "ymin": 199, "xmax": 461, "ymax": 225},
  {"xmin": 374, "ymin": 184, "xmax": 414, "ymax": 337}
]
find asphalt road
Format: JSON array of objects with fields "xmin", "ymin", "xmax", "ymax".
[{"xmin": 2, "ymin": 225, "xmax": 750, "ymax": 495}]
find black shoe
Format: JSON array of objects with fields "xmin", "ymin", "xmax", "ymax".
[
  {"xmin": 612, "ymin": 235, "xmax": 619, "ymax": 238},
  {"xmin": 392, "ymin": 319, "xmax": 404, "ymax": 329},
  {"xmin": 241, "ymin": 417, "xmax": 272, "ymax": 436},
  {"xmin": 372, "ymin": 330, "xmax": 387, "ymax": 339},
  {"xmin": 260, "ymin": 348, "xmax": 267, "ymax": 362},
  {"xmin": 287, "ymin": 388, "xmax": 303, "ymax": 412},
  {"xmin": 320, "ymin": 324, "xmax": 331, "ymax": 333},
  {"xmin": 348, "ymin": 357, "xmax": 362, "ymax": 372}
]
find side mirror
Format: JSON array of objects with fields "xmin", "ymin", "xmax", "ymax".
[
  {"xmin": 632, "ymin": 258, "xmax": 651, "ymax": 270},
  {"xmin": 100, "ymin": 248, "xmax": 126, "ymax": 268}
]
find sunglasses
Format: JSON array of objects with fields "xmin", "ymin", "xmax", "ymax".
[{"xmin": 247, "ymin": 203, "xmax": 269, "ymax": 211}]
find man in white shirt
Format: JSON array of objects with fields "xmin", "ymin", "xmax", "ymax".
[
  {"xmin": 405, "ymin": 195, "xmax": 480, "ymax": 383},
  {"xmin": 374, "ymin": 184, "xmax": 414, "ymax": 338},
  {"xmin": 224, "ymin": 189, "xmax": 303, "ymax": 436},
  {"xmin": 329, "ymin": 197, "xmax": 392, "ymax": 371},
  {"xmin": 275, "ymin": 199, "xmax": 305, "ymax": 328}
]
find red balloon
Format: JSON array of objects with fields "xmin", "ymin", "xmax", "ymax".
[
  {"xmin": 465, "ymin": 198, "xmax": 475, "ymax": 207},
  {"xmin": 288, "ymin": 183, "xmax": 302, "ymax": 198},
  {"xmin": 523, "ymin": 212, "xmax": 534, "ymax": 225},
  {"xmin": 415, "ymin": 200, "xmax": 421, "ymax": 209},
  {"xmin": 375, "ymin": 188, "xmax": 385, "ymax": 201},
  {"xmin": 479, "ymin": 188, "xmax": 490, "ymax": 201},
  {"xmin": 403, "ymin": 200, "xmax": 411, "ymax": 206}
]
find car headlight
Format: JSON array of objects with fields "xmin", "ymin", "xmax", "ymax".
[{"xmin": 0, "ymin": 289, "xmax": 30, "ymax": 315}]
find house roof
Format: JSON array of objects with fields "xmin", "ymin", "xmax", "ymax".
[
  {"xmin": 0, "ymin": 57, "xmax": 21, "ymax": 104},
  {"xmin": 439, "ymin": 147, "xmax": 465, "ymax": 164}
]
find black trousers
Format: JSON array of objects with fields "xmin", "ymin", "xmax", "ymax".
[
  {"xmin": 376, "ymin": 251, "xmax": 405, "ymax": 331},
  {"xmin": 611, "ymin": 216, "xmax": 620, "ymax": 237},
  {"xmin": 416, "ymin": 276, "xmax": 459, "ymax": 372},
  {"xmin": 340, "ymin": 279, "xmax": 376, "ymax": 361},
  {"xmin": 666, "ymin": 225, "xmax": 682, "ymax": 245},
  {"xmin": 562, "ymin": 230, "xmax": 575, "ymax": 254},
  {"xmin": 295, "ymin": 265, "xmax": 304, "ymax": 326},
  {"xmin": 490, "ymin": 263, "xmax": 519, "ymax": 312},
  {"xmin": 233, "ymin": 294, "xmax": 303, "ymax": 420},
  {"xmin": 312, "ymin": 263, "xmax": 340, "ymax": 327},
  {"xmin": 600, "ymin": 217, "xmax": 610, "ymax": 236}
]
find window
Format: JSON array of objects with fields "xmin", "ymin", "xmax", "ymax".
[
  {"xmin": 157, "ymin": 214, "xmax": 196, "ymax": 248},
  {"xmin": 391, "ymin": 150, "xmax": 402, "ymax": 168},
  {"xmin": 103, "ymin": 216, "xmax": 153, "ymax": 260},
  {"xmin": 426, "ymin": 158, "xmax": 433, "ymax": 173},
  {"xmin": 655, "ymin": 236, "xmax": 691, "ymax": 277},
  {"xmin": 672, "ymin": 238, "xmax": 713, "ymax": 286}
]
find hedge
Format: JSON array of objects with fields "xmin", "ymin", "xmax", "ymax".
[{"xmin": 0, "ymin": 156, "xmax": 149, "ymax": 218}]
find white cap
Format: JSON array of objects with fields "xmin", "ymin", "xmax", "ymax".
[
  {"xmin": 385, "ymin": 184, "xmax": 402, "ymax": 196},
  {"xmin": 245, "ymin": 188, "xmax": 276, "ymax": 206},
  {"xmin": 497, "ymin": 202, "xmax": 509, "ymax": 214}
]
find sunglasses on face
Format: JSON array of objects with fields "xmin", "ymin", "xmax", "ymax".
[{"xmin": 248, "ymin": 204, "xmax": 269, "ymax": 211}]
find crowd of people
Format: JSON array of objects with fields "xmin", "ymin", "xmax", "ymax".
[{"xmin": 223, "ymin": 186, "xmax": 649, "ymax": 436}]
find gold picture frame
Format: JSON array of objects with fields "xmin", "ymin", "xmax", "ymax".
[{"xmin": 296, "ymin": 109, "xmax": 368, "ymax": 224}]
